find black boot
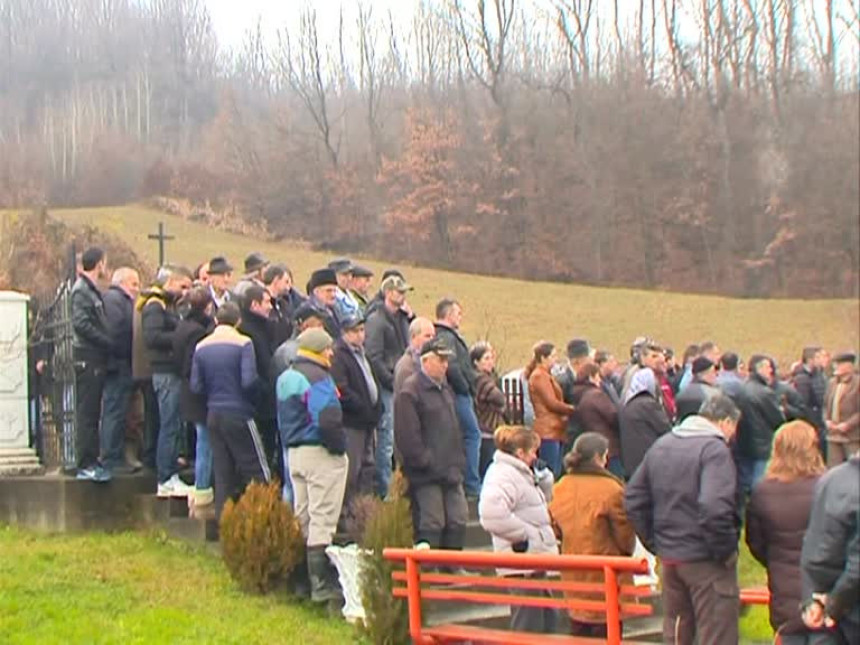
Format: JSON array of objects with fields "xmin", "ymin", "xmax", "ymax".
[
  {"xmin": 288, "ymin": 558, "xmax": 311, "ymax": 600},
  {"xmin": 306, "ymin": 545, "xmax": 342, "ymax": 604}
]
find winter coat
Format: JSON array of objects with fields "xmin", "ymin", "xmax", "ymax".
[
  {"xmin": 238, "ymin": 309, "xmax": 276, "ymax": 419},
  {"xmin": 365, "ymin": 305, "xmax": 409, "ymax": 391},
  {"xmin": 70, "ymin": 274, "xmax": 112, "ymax": 364},
  {"xmin": 625, "ymin": 415, "xmax": 739, "ymax": 564},
  {"xmin": 173, "ymin": 311, "xmax": 214, "ymax": 425},
  {"xmin": 140, "ymin": 287, "xmax": 180, "ymax": 374},
  {"xmin": 746, "ymin": 476, "xmax": 819, "ymax": 634},
  {"xmin": 190, "ymin": 324, "xmax": 258, "ymax": 419},
  {"xmin": 737, "ymin": 374, "xmax": 786, "ymax": 460},
  {"xmin": 474, "ymin": 372, "xmax": 507, "ymax": 436},
  {"xmin": 716, "ymin": 371, "xmax": 745, "ymax": 402},
  {"xmin": 619, "ymin": 391, "xmax": 672, "ymax": 477},
  {"xmin": 434, "ymin": 322, "xmax": 476, "ymax": 397},
  {"xmin": 394, "ymin": 370, "xmax": 464, "ymax": 487},
  {"xmin": 824, "ymin": 372, "xmax": 860, "ymax": 444},
  {"xmin": 800, "ymin": 456, "xmax": 860, "ymax": 622},
  {"xmin": 304, "ymin": 297, "xmax": 341, "ymax": 340},
  {"xmin": 479, "ymin": 450, "xmax": 558, "ymax": 575},
  {"xmin": 675, "ymin": 380, "xmax": 720, "ymax": 422},
  {"xmin": 276, "ymin": 353, "xmax": 345, "ymax": 455},
  {"xmin": 330, "ymin": 339, "xmax": 383, "ymax": 432},
  {"xmin": 103, "ymin": 285, "xmax": 134, "ymax": 371},
  {"xmin": 528, "ymin": 365, "xmax": 574, "ymax": 442},
  {"xmin": 393, "ymin": 348, "xmax": 420, "ymax": 397},
  {"xmin": 792, "ymin": 365, "xmax": 826, "ymax": 429},
  {"xmin": 549, "ymin": 463, "xmax": 636, "ymax": 623},
  {"xmin": 268, "ymin": 296, "xmax": 293, "ymax": 349},
  {"xmin": 572, "ymin": 381, "xmax": 621, "ymax": 458}
]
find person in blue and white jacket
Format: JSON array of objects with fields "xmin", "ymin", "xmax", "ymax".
[{"xmin": 277, "ymin": 327, "xmax": 348, "ymax": 605}]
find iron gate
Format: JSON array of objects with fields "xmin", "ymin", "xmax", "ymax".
[{"xmin": 30, "ymin": 280, "xmax": 77, "ymax": 471}]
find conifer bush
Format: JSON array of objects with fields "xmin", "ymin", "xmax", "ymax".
[
  {"xmin": 219, "ymin": 480, "xmax": 304, "ymax": 594},
  {"xmin": 358, "ymin": 471, "xmax": 414, "ymax": 645}
]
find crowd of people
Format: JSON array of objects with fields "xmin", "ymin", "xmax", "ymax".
[{"xmin": 67, "ymin": 245, "xmax": 858, "ymax": 640}]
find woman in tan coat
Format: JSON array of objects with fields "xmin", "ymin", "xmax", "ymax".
[
  {"xmin": 526, "ymin": 342, "xmax": 575, "ymax": 477},
  {"xmin": 548, "ymin": 432, "xmax": 636, "ymax": 638}
]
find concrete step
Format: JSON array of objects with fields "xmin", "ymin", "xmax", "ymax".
[{"xmin": 163, "ymin": 516, "xmax": 219, "ymax": 543}]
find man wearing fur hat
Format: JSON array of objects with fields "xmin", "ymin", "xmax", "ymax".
[
  {"xmin": 305, "ymin": 268, "xmax": 342, "ymax": 339},
  {"xmin": 276, "ymin": 328, "xmax": 348, "ymax": 605}
]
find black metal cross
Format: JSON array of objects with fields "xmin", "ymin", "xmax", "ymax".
[{"xmin": 147, "ymin": 221, "xmax": 174, "ymax": 267}]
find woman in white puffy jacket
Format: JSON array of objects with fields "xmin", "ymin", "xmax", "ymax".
[{"xmin": 479, "ymin": 424, "xmax": 562, "ymax": 634}]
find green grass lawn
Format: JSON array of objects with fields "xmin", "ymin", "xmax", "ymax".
[
  {"xmin": 21, "ymin": 203, "xmax": 860, "ymax": 370},
  {"xmin": 0, "ymin": 525, "xmax": 363, "ymax": 645}
]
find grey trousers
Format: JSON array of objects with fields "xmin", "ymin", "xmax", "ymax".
[
  {"xmin": 662, "ymin": 559, "xmax": 739, "ymax": 645},
  {"xmin": 411, "ymin": 482, "xmax": 468, "ymax": 548},
  {"xmin": 288, "ymin": 445, "xmax": 348, "ymax": 547}
]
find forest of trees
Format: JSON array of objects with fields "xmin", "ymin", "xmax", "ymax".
[{"xmin": 1, "ymin": 0, "xmax": 858, "ymax": 298}]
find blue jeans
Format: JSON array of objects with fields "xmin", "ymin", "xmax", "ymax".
[
  {"xmin": 100, "ymin": 365, "xmax": 134, "ymax": 468},
  {"xmin": 539, "ymin": 439, "xmax": 563, "ymax": 479},
  {"xmin": 737, "ymin": 456, "xmax": 768, "ymax": 497},
  {"xmin": 153, "ymin": 372, "xmax": 182, "ymax": 484},
  {"xmin": 375, "ymin": 388, "xmax": 394, "ymax": 498},
  {"xmin": 195, "ymin": 423, "xmax": 212, "ymax": 490},
  {"xmin": 454, "ymin": 394, "xmax": 482, "ymax": 497}
]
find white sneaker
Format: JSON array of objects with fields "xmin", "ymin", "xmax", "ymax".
[{"xmin": 157, "ymin": 474, "xmax": 195, "ymax": 498}]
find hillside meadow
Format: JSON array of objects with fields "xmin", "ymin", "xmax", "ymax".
[{"xmin": 5, "ymin": 204, "xmax": 858, "ymax": 370}]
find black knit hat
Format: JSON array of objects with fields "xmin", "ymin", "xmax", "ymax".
[{"xmin": 692, "ymin": 356, "xmax": 715, "ymax": 375}]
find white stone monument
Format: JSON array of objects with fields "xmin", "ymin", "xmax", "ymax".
[{"xmin": 0, "ymin": 291, "xmax": 41, "ymax": 475}]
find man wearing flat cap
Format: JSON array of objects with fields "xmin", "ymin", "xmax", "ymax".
[
  {"xmin": 366, "ymin": 274, "xmax": 413, "ymax": 497},
  {"xmin": 394, "ymin": 337, "xmax": 468, "ymax": 552},
  {"xmin": 349, "ymin": 265, "xmax": 374, "ymax": 314},
  {"xmin": 276, "ymin": 327, "xmax": 347, "ymax": 604},
  {"xmin": 824, "ymin": 352, "xmax": 859, "ymax": 467},
  {"xmin": 328, "ymin": 257, "xmax": 360, "ymax": 321},
  {"xmin": 331, "ymin": 313, "xmax": 382, "ymax": 523}
]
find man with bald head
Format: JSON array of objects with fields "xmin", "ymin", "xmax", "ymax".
[
  {"xmin": 394, "ymin": 317, "xmax": 436, "ymax": 396},
  {"xmin": 101, "ymin": 267, "xmax": 141, "ymax": 473}
]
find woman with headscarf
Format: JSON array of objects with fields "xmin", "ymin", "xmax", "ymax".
[{"xmin": 619, "ymin": 367, "xmax": 672, "ymax": 478}]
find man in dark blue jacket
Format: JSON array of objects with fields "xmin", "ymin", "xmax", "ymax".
[
  {"xmin": 191, "ymin": 302, "xmax": 269, "ymax": 519},
  {"xmin": 100, "ymin": 267, "xmax": 140, "ymax": 473},
  {"xmin": 625, "ymin": 394, "xmax": 742, "ymax": 645}
]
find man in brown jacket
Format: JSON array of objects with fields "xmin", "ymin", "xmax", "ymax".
[{"xmin": 824, "ymin": 352, "xmax": 860, "ymax": 467}]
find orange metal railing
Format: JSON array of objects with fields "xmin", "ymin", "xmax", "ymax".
[{"xmin": 383, "ymin": 548, "xmax": 652, "ymax": 645}]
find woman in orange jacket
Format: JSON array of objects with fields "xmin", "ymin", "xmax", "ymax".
[{"xmin": 526, "ymin": 341, "xmax": 575, "ymax": 477}]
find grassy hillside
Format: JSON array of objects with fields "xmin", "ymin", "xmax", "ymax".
[{"xmin": 21, "ymin": 204, "xmax": 860, "ymax": 369}]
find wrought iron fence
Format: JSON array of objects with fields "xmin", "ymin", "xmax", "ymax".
[{"xmin": 29, "ymin": 281, "xmax": 77, "ymax": 471}]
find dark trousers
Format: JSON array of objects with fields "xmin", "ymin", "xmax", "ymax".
[
  {"xmin": 139, "ymin": 379, "xmax": 160, "ymax": 469},
  {"xmin": 507, "ymin": 572, "xmax": 565, "ymax": 634},
  {"xmin": 662, "ymin": 560, "xmax": 739, "ymax": 645},
  {"xmin": 208, "ymin": 412, "xmax": 271, "ymax": 518},
  {"xmin": 344, "ymin": 426, "xmax": 375, "ymax": 503},
  {"xmin": 74, "ymin": 360, "xmax": 106, "ymax": 470},
  {"xmin": 254, "ymin": 416, "xmax": 281, "ymax": 480},
  {"xmin": 410, "ymin": 482, "xmax": 468, "ymax": 549},
  {"xmin": 570, "ymin": 621, "xmax": 609, "ymax": 637},
  {"xmin": 100, "ymin": 365, "xmax": 134, "ymax": 467}
]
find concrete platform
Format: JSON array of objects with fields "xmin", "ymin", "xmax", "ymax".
[{"xmin": 0, "ymin": 472, "xmax": 157, "ymax": 532}]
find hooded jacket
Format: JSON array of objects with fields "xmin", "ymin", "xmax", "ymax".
[
  {"xmin": 625, "ymin": 415, "xmax": 739, "ymax": 564},
  {"xmin": 479, "ymin": 450, "xmax": 557, "ymax": 575},
  {"xmin": 276, "ymin": 352, "xmax": 345, "ymax": 455},
  {"xmin": 140, "ymin": 286, "xmax": 180, "ymax": 374}
]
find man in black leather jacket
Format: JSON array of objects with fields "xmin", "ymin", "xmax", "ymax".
[{"xmin": 70, "ymin": 247, "xmax": 113, "ymax": 482}]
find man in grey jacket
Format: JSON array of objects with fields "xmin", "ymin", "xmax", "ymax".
[{"xmin": 625, "ymin": 395, "xmax": 742, "ymax": 645}]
